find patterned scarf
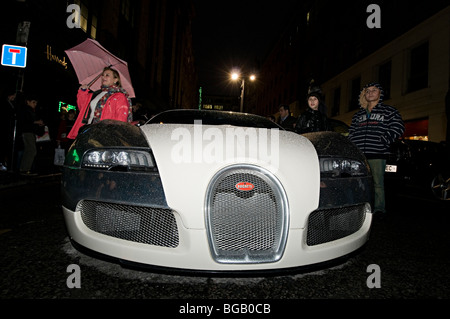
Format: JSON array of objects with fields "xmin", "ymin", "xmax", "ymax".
[{"xmin": 91, "ymin": 85, "xmax": 133, "ymax": 124}]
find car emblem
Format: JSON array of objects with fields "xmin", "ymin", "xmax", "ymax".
[{"xmin": 235, "ymin": 182, "xmax": 255, "ymax": 191}]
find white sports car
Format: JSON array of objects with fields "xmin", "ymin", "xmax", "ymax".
[{"xmin": 61, "ymin": 109, "xmax": 373, "ymax": 274}]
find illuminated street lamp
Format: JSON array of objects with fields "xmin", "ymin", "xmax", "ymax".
[{"xmin": 231, "ymin": 72, "xmax": 256, "ymax": 113}]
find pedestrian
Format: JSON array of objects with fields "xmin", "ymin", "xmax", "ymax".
[
  {"xmin": 278, "ymin": 104, "xmax": 296, "ymax": 131},
  {"xmin": 0, "ymin": 88, "xmax": 18, "ymax": 171},
  {"xmin": 349, "ymin": 82, "xmax": 405, "ymax": 215},
  {"xmin": 131, "ymin": 101, "xmax": 149, "ymax": 125},
  {"xmin": 18, "ymin": 94, "xmax": 45, "ymax": 176},
  {"xmin": 67, "ymin": 66, "xmax": 133, "ymax": 139},
  {"xmin": 295, "ymin": 92, "xmax": 330, "ymax": 134},
  {"xmin": 56, "ymin": 109, "xmax": 76, "ymax": 152}
]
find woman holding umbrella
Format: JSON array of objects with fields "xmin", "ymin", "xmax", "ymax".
[{"xmin": 67, "ymin": 67, "xmax": 133, "ymax": 139}]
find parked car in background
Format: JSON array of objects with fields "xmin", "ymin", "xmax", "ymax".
[
  {"xmin": 61, "ymin": 110, "xmax": 374, "ymax": 274},
  {"xmin": 328, "ymin": 118, "xmax": 350, "ymax": 136},
  {"xmin": 385, "ymin": 139, "xmax": 450, "ymax": 201}
]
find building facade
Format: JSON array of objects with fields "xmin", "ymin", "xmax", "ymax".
[
  {"xmin": 0, "ymin": 0, "xmax": 197, "ymax": 126},
  {"xmin": 254, "ymin": 1, "xmax": 449, "ymax": 142},
  {"xmin": 322, "ymin": 6, "xmax": 449, "ymax": 142}
]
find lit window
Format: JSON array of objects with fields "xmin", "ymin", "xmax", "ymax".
[
  {"xmin": 91, "ymin": 15, "xmax": 97, "ymax": 39},
  {"xmin": 80, "ymin": 3, "xmax": 88, "ymax": 32},
  {"xmin": 74, "ymin": 0, "xmax": 88, "ymax": 32}
]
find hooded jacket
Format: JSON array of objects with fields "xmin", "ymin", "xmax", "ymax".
[{"xmin": 349, "ymin": 82, "xmax": 405, "ymax": 159}]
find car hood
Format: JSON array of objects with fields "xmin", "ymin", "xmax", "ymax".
[{"xmin": 140, "ymin": 123, "xmax": 321, "ymax": 229}]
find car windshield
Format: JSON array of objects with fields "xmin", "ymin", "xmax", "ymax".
[{"xmin": 147, "ymin": 109, "xmax": 283, "ymax": 129}]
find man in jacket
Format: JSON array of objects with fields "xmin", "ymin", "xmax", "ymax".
[
  {"xmin": 18, "ymin": 95, "xmax": 45, "ymax": 175},
  {"xmin": 349, "ymin": 82, "xmax": 404, "ymax": 215},
  {"xmin": 278, "ymin": 104, "xmax": 296, "ymax": 131}
]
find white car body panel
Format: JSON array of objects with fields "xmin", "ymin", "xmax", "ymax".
[
  {"xmin": 62, "ymin": 207, "xmax": 371, "ymax": 271},
  {"xmin": 141, "ymin": 124, "xmax": 320, "ymax": 230},
  {"xmin": 62, "ymin": 117, "xmax": 373, "ymax": 272}
]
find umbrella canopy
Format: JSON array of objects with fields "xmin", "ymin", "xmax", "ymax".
[{"xmin": 65, "ymin": 39, "xmax": 135, "ymax": 98}]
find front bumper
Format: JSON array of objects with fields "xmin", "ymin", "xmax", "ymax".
[{"xmin": 62, "ymin": 201, "xmax": 372, "ymax": 272}]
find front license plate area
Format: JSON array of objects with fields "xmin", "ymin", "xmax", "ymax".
[{"xmin": 385, "ymin": 164, "xmax": 397, "ymax": 173}]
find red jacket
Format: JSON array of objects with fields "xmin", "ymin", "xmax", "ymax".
[{"xmin": 68, "ymin": 89, "xmax": 131, "ymax": 139}]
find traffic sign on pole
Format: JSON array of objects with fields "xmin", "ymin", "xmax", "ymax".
[{"xmin": 1, "ymin": 44, "xmax": 27, "ymax": 68}]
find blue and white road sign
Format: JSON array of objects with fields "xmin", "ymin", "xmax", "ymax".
[{"xmin": 1, "ymin": 44, "xmax": 27, "ymax": 68}]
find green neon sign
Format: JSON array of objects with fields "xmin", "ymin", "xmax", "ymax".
[{"xmin": 59, "ymin": 101, "xmax": 77, "ymax": 112}]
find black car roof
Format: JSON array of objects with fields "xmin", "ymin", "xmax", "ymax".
[{"xmin": 148, "ymin": 109, "xmax": 284, "ymax": 129}]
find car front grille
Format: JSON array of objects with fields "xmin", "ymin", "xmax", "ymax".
[
  {"xmin": 206, "ymin": 165, "xmax": 288, "ymax": 264},
  {"xmin": 79, "ymin": 200, "xmax": 179, "ymax": 248},
  {"xmin": 306, "ymin": 203, "xmax": 369, "ymax": 246}
]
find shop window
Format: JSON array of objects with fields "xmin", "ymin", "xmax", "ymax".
[{"xmin": 403, "ymin": 118, "xmax": 429, "ymax": 141}]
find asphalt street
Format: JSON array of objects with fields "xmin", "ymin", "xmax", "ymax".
[{"xmin": 0, "ymin": 173, "xmax": 449, "ymax": 315}]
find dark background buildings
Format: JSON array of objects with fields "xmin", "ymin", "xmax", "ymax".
[
  {"xmin": 1, "ymin": 0, "xmax": 449, "ymax": 141},
  {"xmin": 1, "ymin": 0, "xmax": 197, "ymax": 136}
]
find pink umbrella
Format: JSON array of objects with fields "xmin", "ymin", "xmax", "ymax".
[{"xmin": 65, "ymin": 39, "xmax": 135, "ymax": 98}]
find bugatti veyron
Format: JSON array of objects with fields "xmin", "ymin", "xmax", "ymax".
[{"xmin": 61, "ymin": 109, "xmax": 373, "ymax": 274}]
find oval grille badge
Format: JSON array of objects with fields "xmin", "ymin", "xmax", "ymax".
[{"xmin": 235, "ymin": 182, "xmax": 255, "ymax": 191}]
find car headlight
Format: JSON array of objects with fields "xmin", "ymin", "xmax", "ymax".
[
  {"xmin": 82, "ymin": 148, "xmax": 155, "ymax": 170},
  {"xmin": 320, "ymin": 157, "xmax": 368, "ymax": 177}
]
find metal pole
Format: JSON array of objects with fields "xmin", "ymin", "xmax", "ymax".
[{"xmin": 240, "ymin": 79, "xmax": 245, "ymax": 113}]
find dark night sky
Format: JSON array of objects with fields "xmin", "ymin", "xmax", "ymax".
[{"xmin": 192, "ymin": 0, "xmax": 300, "ymax": 96}]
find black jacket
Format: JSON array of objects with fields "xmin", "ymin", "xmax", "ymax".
[
  {"xmin": 278, "ymin": 115, "xmax": 297, "ymax": 131},
  {"xmin": 18, "ymin": 105, "xmax": 42, "ymax": 135},
  {"xmin": 295, "ymin": 108, "xmax": 330, "ymax": 134}
]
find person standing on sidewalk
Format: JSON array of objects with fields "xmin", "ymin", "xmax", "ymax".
[
  {"xmin": 349, "ymin": 82, "xmax": 404, "ymax": 215},
  {"xmin": 0, "ymin": 88, "xmax": 17, "ymax": 171},
  {"xmin": 18, "ymin": 95, "xmax": 45, "ymax": 176}
]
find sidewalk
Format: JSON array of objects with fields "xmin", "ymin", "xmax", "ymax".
[{"xmin": 0, "ymin": 169, "xmax": 62, "ymax": 190}]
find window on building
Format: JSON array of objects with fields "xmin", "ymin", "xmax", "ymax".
[
  {"xmin": 91, "ymin": 14, "xmax": 97, "ymax": 39},
  {"xmin": 73, "ymin": 0, "xmax": 97, "ymax": 39},
  {"xmin": 332, "ymin": 87, "xmax": 341, "ymax": 116},
  {"xmin": 73, "ymin": 0, "xmax": 88, "ymax": 32},
  {"xmin": 378, "ymin": 61, "xmax": 391, "ymax": 100},
  {"xmin": 121, "ymin": 0, "xmax": 135, "ymax": 26},
  {"xmin": 349, "ymin": 76, "xmax": 361, "ymax": 111},
  {"xmin": 408, "ymin": 41, "xmax": 429, "ymax": 92}
]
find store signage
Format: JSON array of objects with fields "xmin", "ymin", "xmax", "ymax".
[{"xmin": 46, "ymin": 45, "xmax": 68, "ymax": 69}]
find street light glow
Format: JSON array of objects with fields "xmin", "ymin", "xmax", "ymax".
[{"xmin": 229, "ymin": 70, "xmax": 257, "ymax": 113}]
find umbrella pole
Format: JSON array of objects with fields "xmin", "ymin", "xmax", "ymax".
[{"xmin": 87, "ymin": 72, "xmax": 102, "ymax": 88}]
